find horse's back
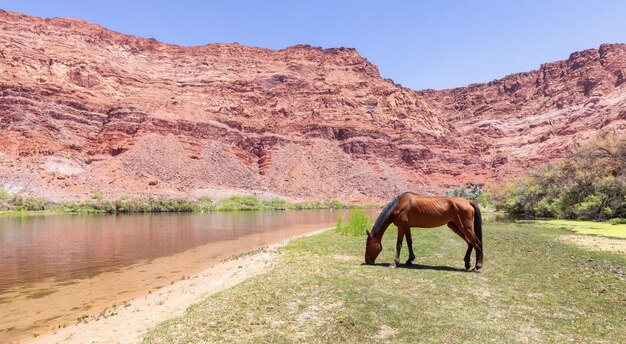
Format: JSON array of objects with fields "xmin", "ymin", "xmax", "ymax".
[{"xmin": 394, "ymin": 193, "xmax": 473, "ymax": 228}]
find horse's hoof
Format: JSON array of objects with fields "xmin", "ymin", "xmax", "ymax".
[
  {"xmin": 389, "ymin": 263, "xmax": 397, "ymax": 268},
  {"xmin": 471, "ymin": 267, "xmax": 480, "ymax": 273},
  {"xmin": 405, "ymin": 260, "xmax": 413, "ymax": 266}
]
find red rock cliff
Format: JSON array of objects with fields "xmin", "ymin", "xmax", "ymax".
[{"xmin": 0, "ymin": 10, "xmax": 624, "ymax": 202}]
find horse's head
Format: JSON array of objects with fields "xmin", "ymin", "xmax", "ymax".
[{"xmin": 365, "ymin": 230, "xmax": 382, "ymax": 265}]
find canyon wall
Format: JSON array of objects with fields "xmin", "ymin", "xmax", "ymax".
[{"xmin": 0, "ymin": 10, "xmax": 624, "ymax": 202}]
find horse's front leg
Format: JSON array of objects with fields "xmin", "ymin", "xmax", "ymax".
[
  {"xmin": 390, "ymin": 227, "xmax": 406, "ymax": 268},
  {"xmin": 405, "ymin": 229, "xmax": 416, "ymax": 265}
]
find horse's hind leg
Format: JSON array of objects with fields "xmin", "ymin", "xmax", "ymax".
[
  {"xmin": 405, "ymin": 229, "xmax": 416, "ymax": 265},
  {"xmin": 447, "ymin": 221, "xmax": 472, "ymax": 270},
  {"xmin": 390, "ymin": 226, "xmax": 406, "ymax": 268},
  {"xmin": 463, "ymin": 243, "xmax": 473, "ymax": 271},
  {"xmin": 458, "ymin": 216, "xmax": 482, "ymax": 272}
]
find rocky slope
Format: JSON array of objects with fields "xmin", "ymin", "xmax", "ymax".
[
  {"xmin": 0, "ymin": 10, "xmax": 624, "ymax": 202},
  {"xmin": 421, "ymin": 44, "xmax": 626, "ymax": 176}
]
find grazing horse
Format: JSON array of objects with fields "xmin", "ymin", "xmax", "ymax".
[{"xmin": 365, "ymin": 192, "xmax": 483, "ymax": 271}]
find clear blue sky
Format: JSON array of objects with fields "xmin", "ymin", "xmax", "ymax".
[{"xmin": 3, "ymin": 0, "xmax": 626, "ymax": 90}]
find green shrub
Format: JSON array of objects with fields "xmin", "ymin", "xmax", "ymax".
[
  {"xmin": 215, "ymin": 195, "xmax": 263, "ymax": 211},
  {"xmin": 10, "ymin": 195, "xmax": 48, "ymax": 211},
  {"xmin": 105, "ymin": 197, "xmax": 198, "ymax": 213},
  {"xmin": 197, "ymin": 196, "xmax": 212, "ymax": 203},
  {"xmin": 87, "ymin": 200, "xmax": 114, "ymax": 213},
  {"xmin": 489, "ymin": 135, "xmax": 625, "ymax": 220},
  {"xmin": 0, "ymin": 188, "xmax": 10, "ymax": 200},
  {"xmin": 263, "ymin": 198, "xmax": 293, "ymax": 210},
  {"xmin": 444, "ymin": 184, "xmax": 484, "ymax": 201},
  {"xmin": 324, "ymin": 199, "xmax": 346, "ymax": 209},
  {"xmin": 336, "ymin": 209, "xmax": 372, "ymax": 236},
  {"xmin": 294, "ymin": 201, "xmax": 325, "ymax": 209},
  {"xmin": 608, "ymin": 218, "xmax": 626, "ymax": 225},
  {"xmin": 195, "ymin": 196, "xmax": 214, "ymax": 211}
]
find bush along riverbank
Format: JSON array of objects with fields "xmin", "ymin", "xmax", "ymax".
[
  {"xmin": 487, "ymin": 135, "xmax": 625, "ymax": 221},
  {"xmin": 0, "ymin": 192, "xmax": 375, "ymax": 215}
]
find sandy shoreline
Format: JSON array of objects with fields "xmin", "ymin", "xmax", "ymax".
[{"xmin": 23, "ymin": 227, "xmax": 333, "ymax": 344}]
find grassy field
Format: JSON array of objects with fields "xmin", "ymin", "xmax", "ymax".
[
  {"xmin": 144, "ymin": 219, "xmax": 626, "ymax": 343},
  {"xmin": 531, "ymin": 219, "xmax": 626, "ymax": 239}
]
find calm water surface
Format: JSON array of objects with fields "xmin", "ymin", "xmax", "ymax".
[
  {"xmin": 0, "ymin": 209, "xmax": 361, "ymax": 293},
  {"xmin": 0, "ymin": 209, "xmax": 504, "ymax": 341}
]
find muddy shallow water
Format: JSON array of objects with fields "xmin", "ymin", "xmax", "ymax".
[{"xmin": 0, "ymin": 209, "xmax": 368, "ymax": 342}]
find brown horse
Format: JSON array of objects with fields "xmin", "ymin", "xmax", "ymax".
[{"xmin": 365, "ymin": 192, "xmax": 483, "ymax": 271}]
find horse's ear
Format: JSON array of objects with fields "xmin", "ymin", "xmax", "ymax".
[{"xmin": 366, "ymin": 230, "xmax": 372, "ymax": 239}]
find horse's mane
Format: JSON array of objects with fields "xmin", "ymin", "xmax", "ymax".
[{"xmin": 371, "ymin": 196, "xmax": 399, "ymax": 236}]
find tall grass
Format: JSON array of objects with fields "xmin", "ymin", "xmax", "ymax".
[
  {"xmin": 0, "ymin": 192, "xmax": 375, "ymax": 215},
  {"xmin": 215, "ymin": 195, "xmax": 263, "ymax": 211},
  {"xmin": 262, "ymin": 198, "xmax": 292, "ymax": 210},
  {"xmin": 336, "ymin": 209, "xmax": 372, "ymax": 236}
]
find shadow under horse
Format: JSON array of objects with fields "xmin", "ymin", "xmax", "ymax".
[{"xmin": 364, "ymin": 192, "xmax": 483, "ymax": 271}]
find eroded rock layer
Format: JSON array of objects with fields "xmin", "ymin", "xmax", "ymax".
[{"xmin": 0, "ymin": 10, "xmax": 624, "ymax": 202}]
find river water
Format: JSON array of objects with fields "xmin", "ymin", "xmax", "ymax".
[{"xmin": 0, "ymin": 209, "xmax": 363, "ymax": 341}]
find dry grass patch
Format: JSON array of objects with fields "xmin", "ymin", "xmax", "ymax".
[{"xmin": 560, "ymin": 234, "xmax": 626, "ymax": 253}]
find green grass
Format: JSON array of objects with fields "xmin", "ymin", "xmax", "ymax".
[
  {"xmin": 336, "ymin": 209, "xmax": 372, "ymax": 236},
  {"xmin": 532, "ymin": 219, "xmax": 626, "ymax": 239},
  {"xmin": 215, "ymin": 195, "xmax": 264, "ymax": 211},
  {"xmin": 262, "ymin": 198, "xmax": 292, "ymax": 210},
  {"xmin": 144, "ymin": 220, "xmax": 626, "ymax": 343}
]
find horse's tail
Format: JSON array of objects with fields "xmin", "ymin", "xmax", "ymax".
[
  {"xmin": 371, "ymin": 196, "xmax": 399, "ymax": 236},
  {"xmin": 470, "ymin": 201, "xmax": 483, "ymax": 248}
]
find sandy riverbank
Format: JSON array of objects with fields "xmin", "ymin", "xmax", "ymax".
[{"xmin": 21, "ymin": 227, "xmax": 332, "ymax": 344}]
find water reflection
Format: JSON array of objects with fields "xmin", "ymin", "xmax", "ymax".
[{"xmin": 0, "ymin": 210, "xmax": 358, "ymax": 292}]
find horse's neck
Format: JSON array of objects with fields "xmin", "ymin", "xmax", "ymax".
[{"xmin": 374, "ymin": 226, "xmax": 388, "ymax": 240}]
